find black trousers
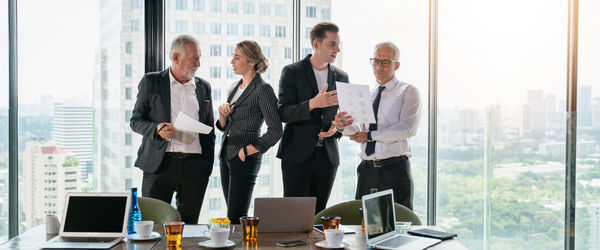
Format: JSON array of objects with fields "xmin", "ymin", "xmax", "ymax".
[
  {"xmin": 219, "ymin": 152, "xmax": 261, "ymax": 224},
  {"xmin": 282, "ymin": 147, "xmax": 338, "ymax": 214},
  {"xmin": 141, "ymin": 154, "xmax": 212, "ymax": 224},
  {"xmin": 355, "ymin": 157, "xmax": 413, "ymax": 210}
]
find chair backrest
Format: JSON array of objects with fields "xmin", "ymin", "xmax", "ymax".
[
  {"xmin": 138, "ymin": 197, "xmax": 181, "ymax": 225},
  {"xmin": 313, "ymin": 200, "xmax": 421, "ymax": 226}
]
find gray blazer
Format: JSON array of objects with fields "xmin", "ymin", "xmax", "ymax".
[{"xmin": 216, "ymin": 74, "xmax": 282, "ymax": 160}]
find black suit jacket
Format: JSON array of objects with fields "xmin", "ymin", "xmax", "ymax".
[
  {"xmin": 130, "ymin": 68, "xmax": 215, "ymax": 173},
  {"xmin": 216, "ymin": 74, "xmax": 282, "ymax": 160},
  {"xmin": 276, "ymin": 54, "xmax": 349, "ymax": 166}
]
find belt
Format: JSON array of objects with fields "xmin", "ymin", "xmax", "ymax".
[
  {"xmin": 364, "ymin": 155, "xmax": 408, "ymax": 168},
  {"xmin": 316, "ymin": 138, "xmax": 325, "ymax": 147},
  {"xmin": 164, "ymin": 152, "xmax": 202, "ymax": 159}
]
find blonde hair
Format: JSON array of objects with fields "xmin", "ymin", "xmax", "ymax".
[{"xmin": 236, "ymin": 40, "xmax": 269, "ymax": 73}]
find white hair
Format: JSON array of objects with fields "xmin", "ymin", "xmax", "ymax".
[
  {"xmin": 169, "ymin": 35, "xmax": 200, "ymax": 60},
  {"xmin": 374, "ymin": 41, "xmax": 400, "ymax": 61}
]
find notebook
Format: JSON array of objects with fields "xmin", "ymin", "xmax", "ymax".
[
  {"xmin": 254, "ymin": 197, "xmax": 316, "ymax": 233},
  {"xmin": 42, "ymin": 192, "xmax": 131, "ymax": 249},
  {"xmin": 362, "ymin": 189, "xmax": 440, "ymax": 250}
]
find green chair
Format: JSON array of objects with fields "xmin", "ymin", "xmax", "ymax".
[
  {"xmin": 138, "ymin": 197, "xmax": 181, "ymax": 225},
  {"xmin": 313, "ymin": 200, "xmax": 421, "ymax": 226}
]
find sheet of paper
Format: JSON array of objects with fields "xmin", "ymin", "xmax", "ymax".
[
  {"xmin": 182, "ymin": 224, "xmax": 209, "ymax": 238},
  {"xmin": 173, "ymin": 111, "xmax": 213, "ymax": 134},
  {"xmin": 336, "ymin": 82, "xmax": 376, "ymax": 124}
]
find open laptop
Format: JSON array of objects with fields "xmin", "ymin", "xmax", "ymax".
[
  {"xmin": 254, "ymin": 197, "xmax": 316, "ymax": 232},
  {"xmin": 43, "ymin": 192, "xmax": 131, "ymax": 249},
  {"xmin": 362, "ymin": 190, "xmax": 440, "ymax": 250}
]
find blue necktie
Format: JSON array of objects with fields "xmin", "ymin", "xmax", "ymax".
[{"xmin": 365, "ymin": 86, "xmax": 385, "ymax": 156}]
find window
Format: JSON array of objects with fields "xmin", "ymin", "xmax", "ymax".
[
  {"xmin": 176, "ymin": 0, "xmax": 187, "ymax": 10},
  {"xmin": 262, "ymin": 46, "xmax": 271, "ymax": 58},
  {"xmin": 210, "ymin": 0, "xmax": 221, "ymax": 12},
  {"xmin": 125, "ymin": 179, "xmax": 132, "ymax": 190},
  {"xmin": 306, "ymin": 6, "xmax": 316, "ymax": 18},
  {"xmin": 321, "ymin": 8, "xmax": 331, "ymax": 20},
  {"xmin": 259, "ymin": 3, "xmax": 270, "ymax": 16},
  {"xmin": 259, "ymin": 25, "xmax": 270, "ymax": 37},
  {"xmin": 125, "ymin": 110, "xmax": 132, "ymax": 121},
  {"xmin": 305, "ymin": 27, "xmax": 311, "ymax": 39},
  {"xmin": 227, "ymin": 45, "xmax": 235, "ymax": 56},
  {"xmin": 133, "ymin": 0, "xmax": 143, "ymax": 9},
  {"xmin": 210, "ymin": 67, "xmax": 221, "ymax": 79},
  {"xmin": 243, "ymin": 24, "xmax": 254, "ymax": 36},
  {"xmin": 243, "ymin": 2, "xmax": 254, "ymax": 14},
  {"xmin": 125, "ymin": 64, "xmax": 132, "ymax": 77},
  {"xmin": 210, "ymin": 22, "xmax": 221, "ymax": 34},
  {"xmin": 210, "ymin": 44, "xmax": 221, "ymax": 56},
  {"xmin": 302, "ymin": 48, "xmax": 311, "ymax": 58},
  {"xmin": 275, "ymin": 26, "xmax": 286, "ymax": 38},
  {"xmin": 212, "ymin": 88, "xmax": 222, "ymax": 101},
  {"xmin": 131, "ymin": 19, "xmax": 141, "ymax": 31},
  {"xmin": 125, "ymin": 133, "xmax": 132, "ymax": 145},
  {"xmin": 193, "ymin": 0, "xmax": 205, "ymax": 11},
  {"xmin": 209, "ymin": 176, "xmax": 219, "ymax": 188},
  {"xmin": 258, "ymin": 175, "xmax": 270, "ymax": 187},
  {"xmin": 125, "ymin": 156, "xmax": 132, "ymax": 169},
  {"xmin": 284, "ymin": 47, "xmax": 292, "ymax": 59},
  {"xmin": 209, "ymin": 198, "xmax": 221, "ymax": 210},
  {"xmin": 226, "ymin": 1, "xmax": 238, "ymax": 13},
  {"xmin": 227, "ymin": 67, "xmax": 236, "ymax": 79},
  {"xmin": 175, "ymin": 20, "xmax": 188, "ymax": 33},
  {"xmin": 125, "ymin": 41, "xmax": 132, "ymax": 54},
  {"xmin": 193, "ymin": 21, "xmax": 205, "ymax": 34},
  {"xmin": 226, "ymin": 23, "xmax": 238, "ymax": 35},
  {"xmin": 275, "ymin": 4, "xmax": 287, "ymax": 16}
]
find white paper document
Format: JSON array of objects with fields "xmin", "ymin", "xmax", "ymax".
[
  {"xmin": 182, "ymin": 224, "xmax": 209, "ymax": 238},
  {"xmin": 336, "ymin": 82, "xmax": 376, "ymax": 124},
  {"xmin": 173, "ymin": 111, "xmax": 213, "ymax": 134}
]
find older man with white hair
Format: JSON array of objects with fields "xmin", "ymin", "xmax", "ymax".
[
  {"xmin": 130, "ymin": 35, "xmax": 215, "ymax": 223},
  {"xmin": 335, "ymin": 41, "xmax": 421, "ymax": 210}
]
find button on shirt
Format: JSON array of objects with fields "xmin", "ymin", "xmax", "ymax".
[
  {"xmin": 167, "ymin": 69, "xmax": 202, "ymax": 154},
  {"xmin": 342, "ymin": 78, "xmax": 421, "ymax": 160}
]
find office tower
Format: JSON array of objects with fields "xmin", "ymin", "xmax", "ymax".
[
  {"xmin": 22, "ymin": 141, "xmax": 80, "ymax": 230},
  {"xmin": 52, "ymin": 103, "xmax": 94, "ymax": 185},
  {"xmin": 458, "ymin": 109, "xmax": 479, "ymax": 133},
  {"xmin": 522, "ymin": 90, "xmax": 547, "ymax": 137},
  {"xmin": 593, "ymin": 97, "xmax": 600, "ymax": 127},
  {"xmin": 578, "ymin": 85, "xmax": 592, "ymax": 127}
]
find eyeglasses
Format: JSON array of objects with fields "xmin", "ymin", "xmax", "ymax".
[{"xmin": 370, "ymin": 58, "xmax": 398, "ymax": 66}]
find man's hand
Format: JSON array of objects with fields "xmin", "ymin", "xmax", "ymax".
[
  {"xmin": 350, "ymin": 132, "xmax": 368, "ymax": 143},
  {"xmin": 318, "ymin": 121, "xmax": 338, "ymax": 138},
  {"xmin": 309, "ymin": 83, "xmax": 338, "ymax": 111},
  {"xmin": 334, "ymin": 111, "xmax": 354, "ymax": 131},
  {"xmin": 157, "ymin": 122, "xmax": 175, "ymax": 140}
]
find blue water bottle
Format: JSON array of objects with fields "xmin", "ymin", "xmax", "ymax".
[{"xmin": 127, "ymin": 187, "xmax": 142, "ymax": 235}]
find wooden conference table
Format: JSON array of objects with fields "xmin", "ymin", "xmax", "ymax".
[{"xmin": 1, "ymin": 224, "xmax": 466, "ymax": 249}]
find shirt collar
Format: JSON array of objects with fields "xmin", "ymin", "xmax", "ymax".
[
  {"xmin": 376, "ymin": 77, "xmax": 399, "ymax": 90},
  {"xmin": 169, "ymin": 67, "xmax": 196, "ymax": 87}
]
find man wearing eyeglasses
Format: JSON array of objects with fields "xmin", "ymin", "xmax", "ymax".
[{"xmin": 335, "ymin": 41, "xmax": 421, "ymax": 210}]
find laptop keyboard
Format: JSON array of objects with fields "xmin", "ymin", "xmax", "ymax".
[
  {"xmin": 55, "ymin": 237, "xmax": 119, "ymax": 243},
  {"xmin": 378, "ymin": 235, "xmax": 417, "ymax": 248}
]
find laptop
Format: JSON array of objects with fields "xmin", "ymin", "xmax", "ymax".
[
  {"xmin": 254, "ymin": 197, "xmax": 316, "ymax": 232},
  {"xmin": 362, "ymin": 190, "xmax": 440, "ymax": 250},
  {"xmin": 43, "ymin": 192, "xmax": 131, "ymax": 249}
]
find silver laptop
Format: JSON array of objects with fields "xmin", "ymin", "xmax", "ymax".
[
  {"xmin": 363, "ymin": 190, "xmax": 440, "ymax": 250},
  {"xmin": 254, "ymin": 197, "xmax": 316, "ymax": 232},
  {"xmin": 43, "ymin": 192, "xmax": 131, "ymax": 249}
]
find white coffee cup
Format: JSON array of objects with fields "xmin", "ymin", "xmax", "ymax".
[
  {"xmin": 134, "ymin": 221, "xmax": 154, "ymax": 238},
  {"xmin": 46, "ymin": 215, "xmax": 60, "ymax": 234},
  {"xmin": 324, "ymin": 229, "xmax": 344, "ymax": 246},
  {"xmin": 204, "ymin": 227, "xmax": 230, "ymax": 246}
]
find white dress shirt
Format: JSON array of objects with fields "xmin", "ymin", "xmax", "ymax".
[
  {"xmin": 167, "ymin": 69, "xmax": 202, "ymax": 154},
  {"xmin": 342, "ymin": 77, "xmax": 421, "ymax": 160}
]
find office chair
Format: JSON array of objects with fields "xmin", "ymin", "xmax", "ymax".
[
  {"xmin": 313, "ymin": 200, "xmax": 421, "ymax": 225},
  {"xmin": 138, "ymin": 197, "xmax": 181, "ymax": 224}
]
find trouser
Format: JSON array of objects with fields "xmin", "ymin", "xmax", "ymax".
[
  {"xmin": 219, "ymin": 149, "xmax": 261, "ymax": 224},
  {"xmin": 142, "ymin": 153, "xmax": 213, "ymax": 224},
  {"xmin": 282, "ymin": 147, "xmax": 338, "ymax": 214},
  {"xmin": 355, "ymin": 156, "xmax": 413, "ymax": 210}
]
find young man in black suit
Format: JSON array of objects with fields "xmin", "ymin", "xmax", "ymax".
[
  {"xmin": 277, "ymin": 22, "xmax": 349, "ymax": 213},
  {"xmin": 130, "ymin": 35, "xmax": 215, "ymax": 223}
]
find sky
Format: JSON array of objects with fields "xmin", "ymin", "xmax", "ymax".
[{"xmin": 0, "ymin": 0, "xmax": 598, "ymax": 110}]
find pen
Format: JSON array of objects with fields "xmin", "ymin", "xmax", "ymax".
[{"xmin": 157, "ymin": 124, "xmax": 168, "ymax": 134}]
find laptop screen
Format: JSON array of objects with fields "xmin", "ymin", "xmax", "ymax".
[
  {"xmin": 63, "ymin": 196, "xmax": 128, "ymax": 233},
  {"xmin": 364, "ymin": 191, "xmax": 395, "ymax": 239}
]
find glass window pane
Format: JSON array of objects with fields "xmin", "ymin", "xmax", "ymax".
[
  {"xmin": 0, "ymin": 1, "xmax": 7, "ymax": 243},
  {"xmin": 437, "ymin": 1, "xmax": 567, "ymax": 249},
  {"xmin": 576, "ymin": 0, "xmax": 600, "ymax": 249}
]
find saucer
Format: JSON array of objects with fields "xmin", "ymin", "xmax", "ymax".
[
  {"xmin": 315, "ymin": 240, "xmax": 350, "ymax": 249},
  {"xmin": 198, "ymin": 239, "xmax": 236, "ymax": 248},
  {"xmin": 126, "ymin": 232, "xmax": 161, "ymax": 241}
]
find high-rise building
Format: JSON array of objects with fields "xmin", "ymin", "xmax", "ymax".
[
  {"xmin": 578, "ymin": 85, "xmax": 592, "ymax": 127},
  {"xmin": 522, "ymin": 90, "xmax": 547, "ymax": 137},
  {"xmin": 52, "ymin": 103, "xmax": 94, "ymax": 184},
  {"xmin": 22, "ymin": 141, "xmax": 80, "ymax": 229}
]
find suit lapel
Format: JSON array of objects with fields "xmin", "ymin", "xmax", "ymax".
[
  {"xmin": 327, "ymin": 64, "xmax": 337, "ymax": 91},
  {"xmin": 159, "ymin": 69, "xmax": 171, "ymax": 122},
  {"xmin": 302, "ymin": 56, "xmax": 319, "ymax": 95},
  {"xmin": 232, "ymin": 75, "xmax": 260, "ymax": 108},
  {"xmin": 195, "ymin": 78, "xmax": 206, "ymax": 120}
]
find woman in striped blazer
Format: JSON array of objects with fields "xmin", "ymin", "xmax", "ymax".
[{"xmin": 216, "ymin": 40, "xmax": 283, "ymax": 223}]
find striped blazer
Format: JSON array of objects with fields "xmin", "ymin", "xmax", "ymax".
[{"xmin": 216, "ymin": 74, "xmax": 283, "ymax": 160}]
